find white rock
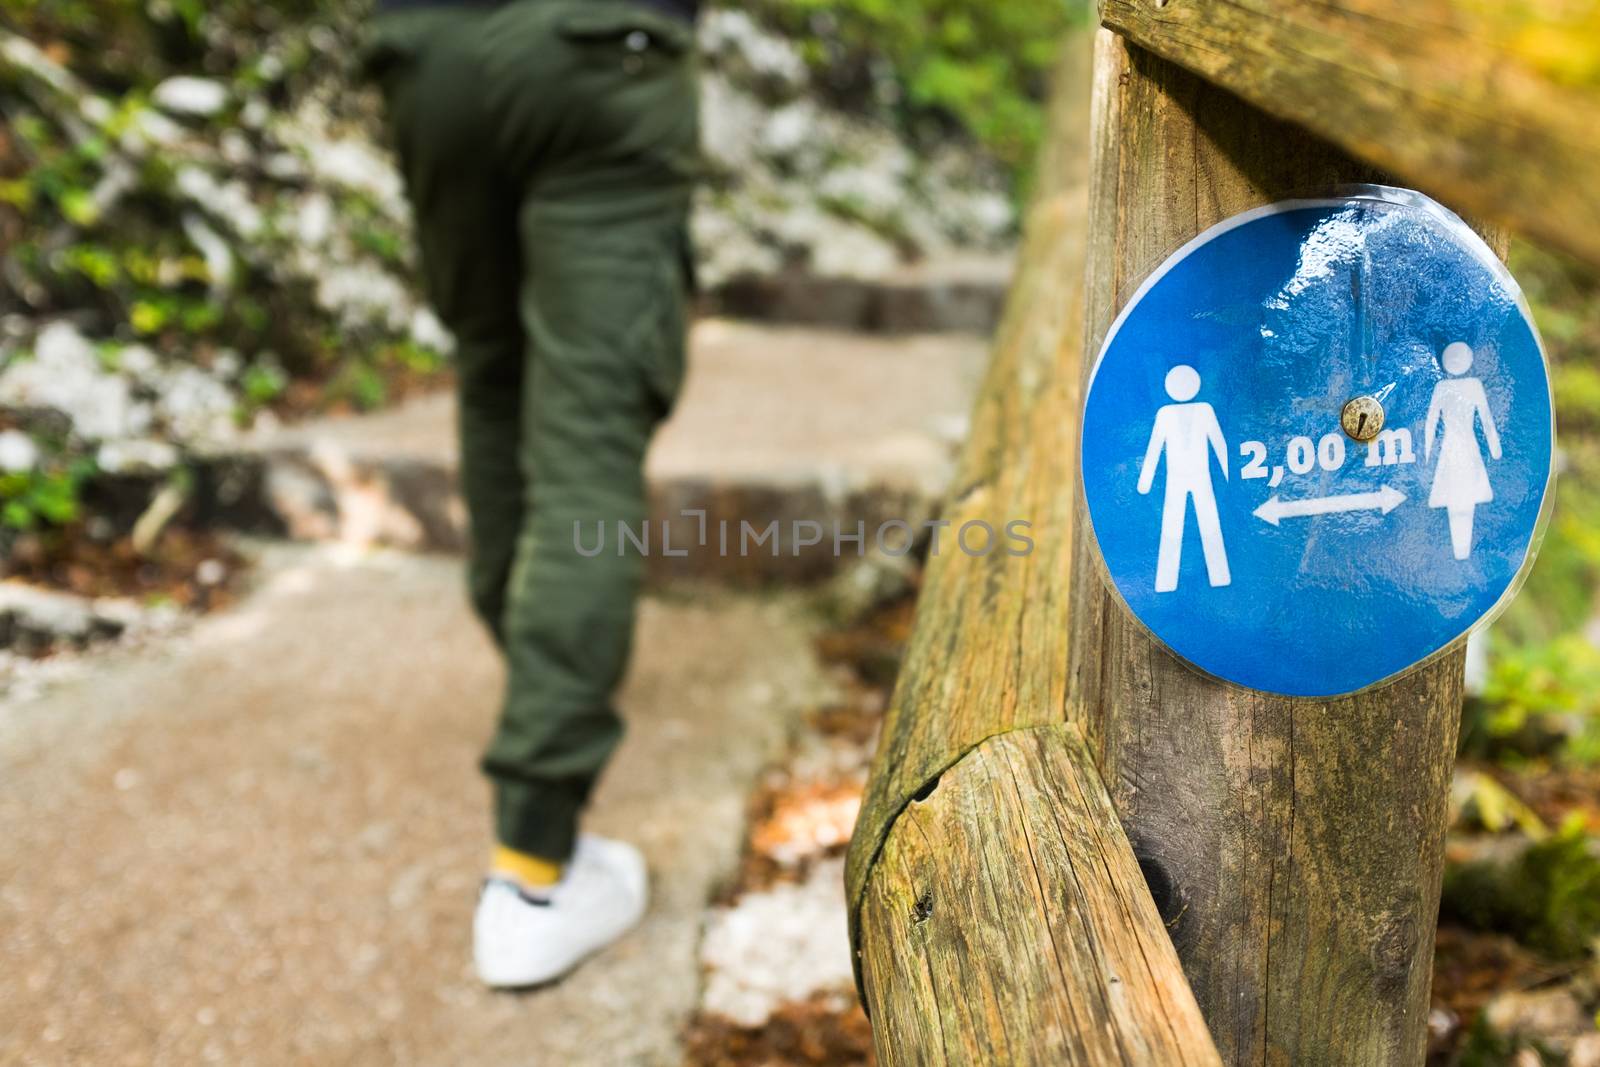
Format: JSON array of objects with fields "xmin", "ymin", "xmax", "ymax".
[
  {"xmin": 892, "ymin": 203, "xmax": 952, "ymax": 263},
  {"xmin": 256, "ymin": 54, "xmax": 286, "ymax": 83},
  {"xmin": 968, "ymin": 191, "xmax": 1014, "ymax": 239},
  {"xmin": 97, "ymin": 438, "xmax": 180, "ymax": 474},
  {"xmin": 0, "ymin": 429, "xmax": 39, "ymax": 472},
  {"xmin": 115, "ymin": 344, "xmax": 160, "ymax": 383},
  {"xmin": 85, "ymin": 159, "xmax": 139, "ymax": 222},
  {"xmin": 0, "ymin": 582, "xmax": 119, "ymax": 645},
  {"xmin": 240, "ymin": 97, "xmax": 272, "ymax": 131},
  {"xmin": 295, "ymin": 191, "xmax": 337, "ymax": 248},
  {"xmin": 409, "ymin": 308, "xmax": 453, "ymax": 354},
  {"xmin": 219, "ymin": 129, "xmax": 253, "ymax": 166},
  {"xmin": 35, "ymin": 320, "xmax": 93, "ymax": 366},
  {"xmin": 305, "ymin": 138, "xmax": 406, "ymax": 216},
  {"xmin": 120, "ymin": 106, "xmax": 185, "ymax": 153},
  {"xmin": 263, "ymin": 151, "xmax": 305, "ymax": 181},
  {"xmin": 156, "ymin": 365, "xmax": 237, "ymax": 444},
  {"xmin": 212, "ymin": 350, "xmax": 243, "ymax": 380},
  {"xmin": 698, "ymin": 74, "xmax": 767, "ymax": 172},
  {"xmin": 78, "ymin": 95, "xmax": 112, "ymax": 125},
  {"xmin": 152, "ymin": 76, "xmax": 229, "ymax": 118},
  {"xmin": 760, "ymin": 101, "xmax": 820, "ymax": 162},
  {"xmin": 1483, "ymin": 986, "xmax": 1592, "ymax": 1052},
  {"xmin": 937, "ymin": 187, "xmax": 1015, "ymax": 245},
  {"xmin": 0, "ymin": 586, "xmax": 92, "ymax": 641},
  {"xmin": 819, "ymin": 162, "xmax": 910, "ymax": 224},
  {"xmin": 0, "ymin": 323, "xmax": 146, "ymax": 441},
  {"xmin": 698, "ymin": 859, "xmax": 855, "ymax": 1027},
  {"xmin": 781, "ymin": 210, "xmax": 900, "ymax": 280},
  {"xmin": 0, "ymin": 35, "xmax": 81, "ymax": 98},
  {"xmin": 181, "ymin": 212, "xmax": 236, "ymax": 294},
  {"xmin": 691, "ymin": 200, "xmax": 783, "ymax": 288},
  {"xmin": 315, "ymin": 264, "xmax": 414, "ymax": 332},
  {"xmin": 699, "ymin": 10, "xmax": 808, "ymax": 92},
  {"xmin": 175, "ymin": 168, "xmax": 264, "ymax": 239}
]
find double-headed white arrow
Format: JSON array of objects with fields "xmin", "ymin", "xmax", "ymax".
[{"xmin": 1253, "ymin": 484, "xmax": 1406, "ymax": 526}]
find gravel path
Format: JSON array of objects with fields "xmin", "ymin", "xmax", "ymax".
[{"xmin": 0, "ymin": 544, "xmax": 828, "ymax": 1066}]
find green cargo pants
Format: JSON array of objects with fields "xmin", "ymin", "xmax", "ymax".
[{"xmin": 365, "ymin": 0, "xmax": 698, "ymax": 862}]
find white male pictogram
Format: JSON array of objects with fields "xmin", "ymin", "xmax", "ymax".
[{"xmin": 1138, "ymin": 365, "xmax": 1232, "ymax": 592}]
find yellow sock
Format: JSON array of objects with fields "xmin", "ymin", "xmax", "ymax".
[{"xmin": 491, "ymin": 844, "xmax": 564, "ymax": 890}]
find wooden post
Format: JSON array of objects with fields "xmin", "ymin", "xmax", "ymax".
[
  {"xmin": 845, "ymin": 36, "xmax": 1222, "ymax": 1066},
  {"xmin": 1069, "ymin": 33, "xmax": 1496, "ymax": 1064}
]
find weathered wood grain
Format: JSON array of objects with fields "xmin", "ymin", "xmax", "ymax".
[
  {"xmin": 1070, "ymin": 35, "xmax": 1477, "ymax": 1065},
  {"xmin": 1098, "ymin": 0, "xmax": 1600, "ymax": 265},
  {"xmin": 860, "ymin": 725, "xmax": 1222, "ymax": 1066},
  {"xmin": 847, "ymin": 32, "xmax": 1220, "ymax": 1063},
  {"xmin": 845, "ymin": 33, "xmax": 1095, "ymax": 937}
]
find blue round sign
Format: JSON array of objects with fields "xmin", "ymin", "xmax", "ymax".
[{"xmin": 1081, "ymin": 188, "xmax": 1554, "ymax": 698}]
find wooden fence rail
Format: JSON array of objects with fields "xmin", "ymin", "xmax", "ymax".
[
  {"xmin": 1099, "ymin": 0, "xmax": 1600, "ymax": 267},
  {"xmin": 847, "ymin": 33, "xmax": 1219, "ymax": 1066}
]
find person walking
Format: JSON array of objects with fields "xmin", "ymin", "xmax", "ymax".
[{"xmin": 362, "ymin": 0, "xmax": 700, "ymax": 988}]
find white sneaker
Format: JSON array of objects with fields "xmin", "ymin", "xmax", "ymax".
[{"xmin": 473, "ymin": 834, "xmax": 648, "ymax": 989}]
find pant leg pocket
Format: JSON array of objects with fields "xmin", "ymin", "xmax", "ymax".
[
  {"xmin": 628, "ymin": 249, "xmax": 689, "ymax": 418},
  {"xmin": 533, "ymin": 239, "xmax": 689, "ymax": 423}
]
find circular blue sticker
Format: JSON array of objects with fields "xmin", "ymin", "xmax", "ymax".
[{"xmin": 1080, "ymin": 188, "xmax": 1554, "ymax": 698}]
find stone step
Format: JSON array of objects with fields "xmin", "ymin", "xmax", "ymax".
[
  {"xmin": 197, "ymin": 320, "xmax": 989, "ymax": 583},
  {"xmin": 702, "ymin": 254, "xmax": 1013, "ymax": 335}
]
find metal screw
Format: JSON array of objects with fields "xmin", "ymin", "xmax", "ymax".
[
  {"xmin": 1340, "ymin": 395, "xmax": 1386, "ymax": 442},
  {"xmin": 625, "ymin": 30, "xmax": 649, "ymax": 51}
]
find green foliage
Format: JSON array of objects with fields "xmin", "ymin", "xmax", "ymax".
[
  {"xmin": 1512, "ymin": 242, "xmax": 1600, "ymax": 430},
  {"xmin": 1441, "ymin": 821, "xmax": 1600, "ymax": 959},
  {"xmin": 60, "ymin": 243, "xmax": 121, "ymax": 288},
  {"xmin": 1, "ymin": 0, "xmax": 336, "ymax": 92},
  {"xmin": 1, "ymin": 87, "xmax": 245, "ymax": 349},
  {"xmin": 1484, "ymin": 636, "xmax": 1600, "ymax": 740},
  {"xmin": 757, "ymin": 0, "xmax": 1088, "ymax": 176},
  {"xmin": 1465, "ymin": 637, "xmax": 1600, "ymax": 765},
  {"xmin": 1493, "ymin": 445, "xmax": 1600, "ymax": 655},
  {"xmin": 345, "ymin": 195, "xmax": 411, "ymax": 269},
  {"xmin": 240, "ymin": 362, "xmax": 287, "ymax": 407},
  {"xmin": 6, "ymin": 110, "xmax": 103, "ymax": 227},
  {"xmin": 1, "ymin": 0, "xmax": 448, "ymax": 429},
  {"xmin": 320, "ymin": 340, "xmax": 445, "ymax": 413},
  {"xmin": 327, "ymin": 361, "xmax": 388, "ymax": 412},
  {"xmin": 1451, "ymin": 1012, "xmax": 1559, "ymax": 1067},
  {"xmin": 127, "ymin": 294, "xmax": 223, "ymax": 338},
  {"xmin": 0, "ymin": 457, "xmax": 95, "ymax": 531},
  {"xmin": 1455, "ymin": 769, "xmax": 1550, "ymax": 838},
  {"xmin": 385, "ymin": 340, "xmax": 444, "ymax": 376},
  {"xmin": 1475, "ymin": 243, "xmax": 1600, "ymax": 766}
]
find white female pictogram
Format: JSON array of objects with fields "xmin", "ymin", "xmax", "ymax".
[
  {"xmin": 1138, "ymin": 365, "xmax": 1231, "ymax": 592},
  {"xmin": 1425, "ymin": 341, "xmax": 1502, "ymax": 560}
]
